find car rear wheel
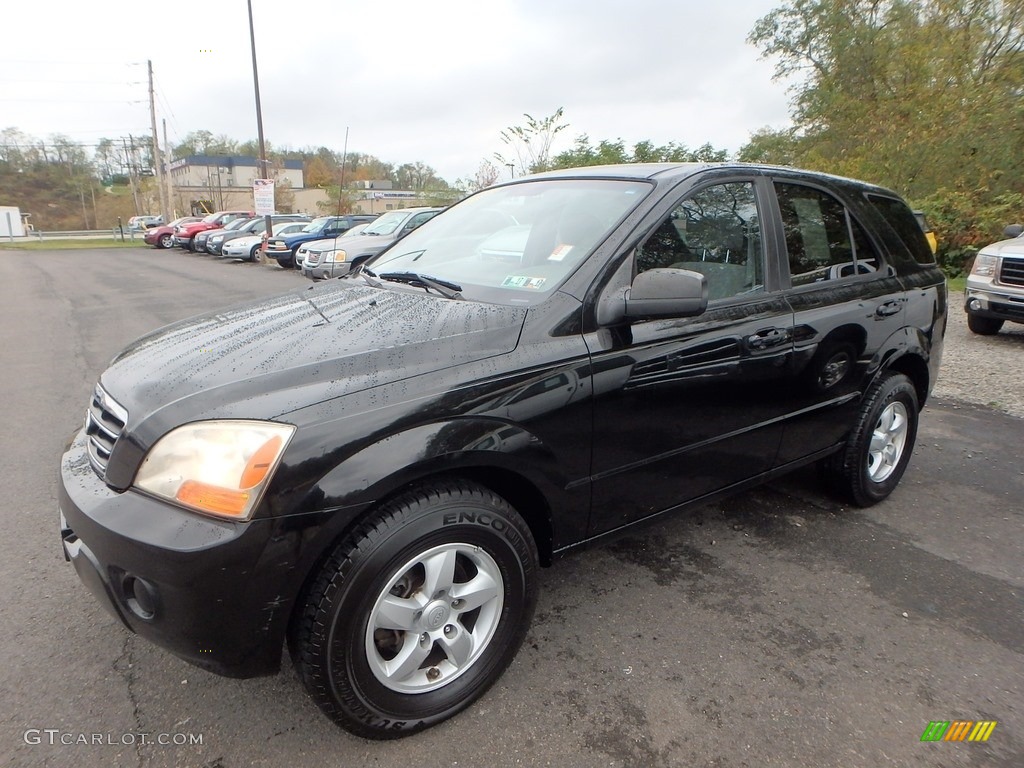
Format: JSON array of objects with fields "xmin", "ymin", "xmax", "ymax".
[
  {"xmin": 833, "ymin": 372, "xmax": 919, "ymax": 507},
  {"xmin": 158, "ymin": 234, "xmax": 172, "ymax": 249},
  {"xmin": 289, "ymin": 480, "xmax": 538, "ymax": 739},
  {"xmin": 967, "ymin": 313, "xmax": 1003, "ymax": 335}
]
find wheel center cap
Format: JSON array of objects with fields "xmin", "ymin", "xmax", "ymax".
[{"xmin": 424, "ymin": 601, "xmax": 450, "ymax": 630}]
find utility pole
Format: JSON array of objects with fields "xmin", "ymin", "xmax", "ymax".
[
  {"xmin": 122, "ymin": 136, "xmax": 140, "ymax": 214},
  {"xmin": 148, "ymin": 60, "xmax": 169, "ymax": 223},
  {"xmin": 163, "ymin": 119, "xmax": 174, "ymax": 218},
  {"xmin": 336, "ymin": 127, "xmax": 349, "ymax": 216},
  {"xmin": 247, "ymin": 0, "xmax": 273, "ymax": 255}
]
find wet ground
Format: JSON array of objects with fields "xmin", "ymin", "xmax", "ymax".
[{"xmin": 1, "ymin": 248, "xmax": 1020, "ymax": 767}]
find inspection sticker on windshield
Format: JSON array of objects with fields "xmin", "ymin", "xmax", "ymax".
[
  {"xmin": 502, "ymin": 275, "xmax": 547, "ymax": 289},
  {"xmin": 548, "ymin": 244, "xmax": 573, "ymax": 262}
]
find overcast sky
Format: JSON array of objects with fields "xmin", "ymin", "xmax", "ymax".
[{"xmin": 2, "ymin": 0, "xmax": 795, "ymax": 183}]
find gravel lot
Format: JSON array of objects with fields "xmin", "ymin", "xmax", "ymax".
[{"xmin": 933, "ymin": 291, "xmax": 1024, "ymax": 418}]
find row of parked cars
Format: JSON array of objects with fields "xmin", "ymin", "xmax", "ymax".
[{"xmin": 142, "ymin": 207, "xmax": 444, "ymax": 279}]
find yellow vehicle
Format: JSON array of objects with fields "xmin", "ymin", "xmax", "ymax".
[{"xmin": 913, "ymin": 210, "xmax": 938, "ymax": 254}]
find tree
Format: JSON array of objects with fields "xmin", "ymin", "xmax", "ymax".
[
  {"xmin": 495, "ymin": 107, "xmax": 569, "ymax": 175},
  {"xmin": 550, "ymin": 136, "xmax": 728, "ymax": 169},
  {"xmin": 747, "ymin": 0, "xmax": 1024, "ymax": 199}
]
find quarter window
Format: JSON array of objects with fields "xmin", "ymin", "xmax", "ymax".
[
  {"xmin": 775, "ymin": 183, "xmax": 881, "ymax": 285},
  {"xmin": 636, "ymin": 182, "xmax": 764, "ymax": 301}
]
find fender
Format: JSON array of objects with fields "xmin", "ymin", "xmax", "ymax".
[
  {"xmin": 868, "ymin": 324, "xmax": 936, "ymax": 404},
  {"xmin": 306, "ymin": 417, "xmax": 571, "ymax": 513}
]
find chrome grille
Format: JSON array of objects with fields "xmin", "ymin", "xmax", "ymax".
[
  {"xmin": 84, "ymin": 384, "xmax": 128, "ymax": 478},
  {"xmin": 306, "ymin": 251, "xmax": 321, "ymax": 266},
  {"xmin": 999, "ymin": 256, "xmax": 1024, "ymax": 287}
]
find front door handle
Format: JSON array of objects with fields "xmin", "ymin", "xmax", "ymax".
[
  {"xmin": 746, "ymin": 328, "xmax": 790, "ymax": 350},
  {"xmin": 875, "ymin": 300, "xmax": 903, "ymax": 318}
]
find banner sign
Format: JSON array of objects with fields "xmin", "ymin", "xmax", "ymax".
[{"xmin": 253, "ymin": 179, "xmax": 276, "ymax": 215}]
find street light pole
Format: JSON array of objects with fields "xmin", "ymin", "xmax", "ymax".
[{"xmin": 247, "ymin": 0, "xmax": 274, "ymax": 256}]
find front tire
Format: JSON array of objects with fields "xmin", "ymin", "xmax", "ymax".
[
  {"xmin": 158, "ymin": 233, "xmax": 173, "ymax": 249},
  {"xmin": 835, "ymin": 372, "xmax": 919, "ymax": 507},
  {"xmin": 967, "ymin": 313, "xmax": 1003, "ymax": 335},
  {"xmin": 290, "ymin": 480, "xmax": 538, "ymax": 739}
]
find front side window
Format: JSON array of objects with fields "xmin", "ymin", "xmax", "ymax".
[
  {"xmin": 636, "ymin": 181, "xmax": 764, "ymax": 301},
  {"xmin": 776, "ymin": 183, "xmax": 880, "ymax": 285}
]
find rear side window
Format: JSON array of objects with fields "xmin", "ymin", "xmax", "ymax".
[
  {"xmin": 775, "ymin": 183, "xmax": 881, "ymax": 286},
  {"xmin": 866, "ymin": 194, "xmax": 935, "ymax": 265}
]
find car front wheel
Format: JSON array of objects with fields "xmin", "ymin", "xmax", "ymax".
[
  {"xmin": 834, "ymin": 372, "xmax": 919, "ymax": 507},
  {"xmin": 290, "ymin": 480, "xmax": 538, "ymax": 739},
  {"xmin": 158, "ymin": 234, "xmax": 172, "ymax": 249}
]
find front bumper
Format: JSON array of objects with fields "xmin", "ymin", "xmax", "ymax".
[
  {"xmin": 964, "ymin": 282, "xmax": 1024, "ymax": 323},
  {"xmin": 221, "ymin": 243, "xmax": 252, "ymax": 258},
  {"xmin": 58, "ymin": 431, "xmax": 290, "ymax": 677}
]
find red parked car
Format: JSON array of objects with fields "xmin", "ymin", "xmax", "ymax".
[
  {"xmin": 173, "ymin": 210, "xmax": 255, "ymax": 252},
  {"xmin": 144, "ymin": 217, "xmax": 201, "ymax": 249}
]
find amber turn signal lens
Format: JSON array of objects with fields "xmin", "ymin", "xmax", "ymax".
[
  {"xmin": 176, "ymin": 480, "xmax": 250, "ymax": 518},
  {"xmin": 240, "ymin": 435, "xmax": 283, "ymax": 489}
]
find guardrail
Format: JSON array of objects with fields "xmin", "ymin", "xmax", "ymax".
[{"xmin": 9, "ymin": 228, "xmax": 147, "ymax": 242}]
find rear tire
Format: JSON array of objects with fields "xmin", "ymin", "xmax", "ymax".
[
  {"xmin": 290, "ymin": 480, "xmax": 538, "ymax": 739},
  {"xmin": 834, "ymin": 372, "xmax": 919, "ymax": 507},
  {"xmin": 967, "ymin": 313, "xmax": 1003, "ymax": 335}
]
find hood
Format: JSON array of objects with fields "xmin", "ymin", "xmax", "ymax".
[
  {"xmin": 981, "ymin": 236, "xmax": 1024, "ymax": 258},
  {"xmin": 99, "ymin": 281, "xmax": 527, "ymax": 461},
  {"xmin": 331, "ymin": 232, "xmax": 395, "ymax": 256}
]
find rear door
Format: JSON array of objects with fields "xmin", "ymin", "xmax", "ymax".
[{"xmin": 766, "ymin": 177, "xmax": 909, "ymax": 463}]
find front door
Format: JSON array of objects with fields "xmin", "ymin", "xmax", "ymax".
[{"xmin": 586, "ymin": 179, "xmax": 796, "ymax": 536}]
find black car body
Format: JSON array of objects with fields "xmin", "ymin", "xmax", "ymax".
[{"xmin": 59, "ymin": 163, "xmax": 946, "ymax": 739}]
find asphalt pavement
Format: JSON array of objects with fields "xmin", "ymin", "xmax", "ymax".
[{"xmin": 1, "ymin": 248, "xmax": 1020, "ymax": 767}]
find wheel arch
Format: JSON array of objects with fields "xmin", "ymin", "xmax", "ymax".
[{"xmin": 873, "ymin": 326, "xmax": 933, "ymax": 406}]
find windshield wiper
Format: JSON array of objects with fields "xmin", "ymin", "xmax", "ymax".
[{"xmin": 379, "ymin": 271, "xmax": 463, "ymax": 300}]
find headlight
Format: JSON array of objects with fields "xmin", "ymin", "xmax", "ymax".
[
  {"xmin": 324, "ymin": 249, "xmax": 346, "ymax": 264},
  {"xmin": 971, "ymin": 252, "xmax": 998, "ymax": 277},
  {"xmin": 211, "ymin": 236, "xmax": 224, "ymax": 244},
  {"xmin": 133, "ymin": 420, "xmax": 295, "ymax": 521}
]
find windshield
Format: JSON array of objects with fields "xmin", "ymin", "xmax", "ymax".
[
  {"xmin": 362, "ymin": 210, "xmax": 413, "ymax": 236},
  {"xmin": 365, "ymin": 178, "xmax": 650, "ymax": 305},
  {"xmin": 302, "ymin": 217, "xmax": 332, "ymax": 233},
  {"xmin": 225, "ymin": 217, "xmax": 252, "ymax": 231}
]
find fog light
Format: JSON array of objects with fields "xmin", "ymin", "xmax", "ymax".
[
  {"xmin": 122, "ymin": 575, "xmax": 158, "ymax": 620},
  {"xmin": 968, "ymin": 298, "xmax": 982, "ymax": 311}
]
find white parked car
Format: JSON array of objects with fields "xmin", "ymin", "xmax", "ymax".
[{"xmin": 220, "ymin": 221, "xmax": 309, "ymax": 261}]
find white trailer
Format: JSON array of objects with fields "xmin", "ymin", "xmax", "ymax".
[{"xmin": 0, "ymin": 207, "xmax": 26, "ymax": 238}]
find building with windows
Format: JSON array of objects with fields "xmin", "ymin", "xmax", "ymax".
[{"xmin": 168, "ymin": 155, "xmax": 304, "ymax": 191}]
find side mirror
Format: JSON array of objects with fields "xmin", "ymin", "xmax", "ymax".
[
  {"xmin": 623, "ymin": 268, "xmax": 708, "ymax": 320},
  {"xmin": 1004, "ymin": 224, "xmax": 1023, "ymax": 239}
]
